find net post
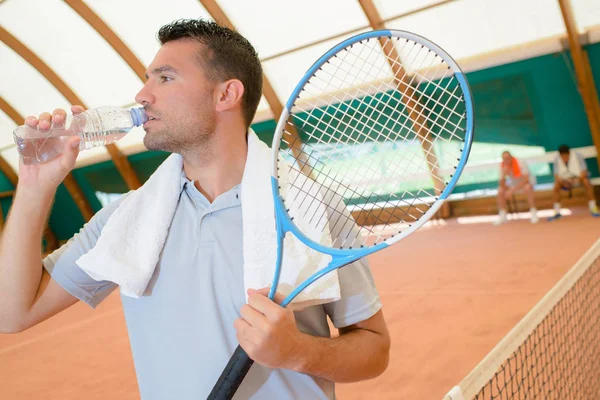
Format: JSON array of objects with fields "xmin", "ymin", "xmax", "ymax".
[{"xmin": 444, "ymin": 386, "xmax": 466, "ymax": 400}]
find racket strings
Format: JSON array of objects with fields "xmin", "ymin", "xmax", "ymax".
[
  {"xmin": 279, "ymin": 36, "xmax": 468, "ymax": 248},
  {"xmin": 284, "ymin": 139, "xmax": 433, "ymax": 248},
  {"xmin": 313, "ymin": 37, "xmax": 464, "ymax": 140},
  {"xmin": 293, "ymin": 44, "xmax": 464, "ymax": 174},
  {"xmin": 288, "ymin": 94, "xmax": 442, "ymax": 238},
  {"xmin": 283, "ymin": 129, "xmax": 431, "ymax": 248}
]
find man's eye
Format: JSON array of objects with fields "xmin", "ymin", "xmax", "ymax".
[{"xmin": 160, "ymin": 76, "xmax": 172, "ymax": 82}]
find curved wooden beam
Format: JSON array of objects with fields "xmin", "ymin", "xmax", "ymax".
[
  {"xmin": 0, "ymin": 96, "xmax": 21, "ymax": 186},
  {"xmin": 64, "ymin": 0, "xmax": 146, "ymax": 82},
  {"xmin": 198, "ymin": 0, "xmax": 305, "ymax": 160},
  {"xmin": 0, "ymin": 96, "xmax": 60, "ymax": 248},
  {"xmin": 0, "ymin": 94, "xmax": 23, "ymax": 130},
  {"xmin": 261, "ymin": 0, "xmax": 456, "ymax": 62},
  {"xmin": 64, "ymin": 1, "xmax": 146, "ymax": 189},
  {"xmin": 198, "ymin": 1, "xmax": 284, "ymax": 116},
  {"xmin": 558, "ymin": 0, "xmax": 600, "ymax": 171},
  {"xmin": 358, "ymin": 0, "xmax": 450, "ymax": 218},
  {"xmin": 0, "ymin": 27, "xmax": 95, "ymax": 221},
  {"xmin": 0, "ymin": 25, "xmax": 141, "ymax": 191}
]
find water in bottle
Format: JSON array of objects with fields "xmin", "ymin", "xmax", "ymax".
[{"xmin": 13, "ymin": 107, "xmax": 148, "ymax": 165}]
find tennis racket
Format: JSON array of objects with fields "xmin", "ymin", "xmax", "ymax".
[{"xmin": 208, "ymin": 29, "xmax": 474, "ymax": 399}]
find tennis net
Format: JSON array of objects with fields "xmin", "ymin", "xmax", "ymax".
[{"xmin": 444, "ymin": 238, "xmax": 600, "ymax": 400}]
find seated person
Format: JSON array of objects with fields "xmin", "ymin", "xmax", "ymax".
[
  {"xmin": 549, "ymin": 144, "xmax": 600, "ymax": 220},
  {"xmin": 494, "ymin": 151, "xmax": 538, "ymax": 225}
]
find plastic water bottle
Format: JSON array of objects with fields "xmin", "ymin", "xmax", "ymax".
[{"xmin": 13, "ymin": 106, "xmax": 148, "ymax": 165}]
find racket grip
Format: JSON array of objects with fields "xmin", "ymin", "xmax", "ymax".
[{"xmin": 207, "ymin": 345, "xmax": 254, "ymax": 400}]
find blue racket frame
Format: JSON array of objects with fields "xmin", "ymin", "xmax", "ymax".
[{"xmin": 268, "ymin": 29, "xmax": 474, "ymax": 306}]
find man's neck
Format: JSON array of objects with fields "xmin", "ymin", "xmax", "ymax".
[{"xmin": 182, "ymin": 126, "xmax": 248, "ymax": 203}]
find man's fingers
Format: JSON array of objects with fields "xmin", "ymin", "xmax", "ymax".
[
  {"xmin": 240, "ymin": 303, "xmax": 269, "ymax": 330},
  {"xmin": 248, "ymin": 287, "xmax": 286, "ymax": 305},
  {"xmin": 38, "ymin": 112, "xmax": 52, "ymax": 130},
  {"xmin": 24, "ymin": 115, "xmax": 38, "ymax": 128},
  {"xmin": 52, "ymin": 109, "xmax": 67, "ymax": 125},
  {"xmin": 71, "ymin": 105, "xmax": 85, "ymax": 115}
]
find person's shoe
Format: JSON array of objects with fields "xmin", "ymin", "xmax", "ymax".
[
  {"xmin": 547, "ymin": 213, "xmax": 562, "ymax": 222},
  {"xmin": 591, "ymin": 206, "xmax": 600, "ymax": 217},
  {"xmin": 493, "ymin": 216, "xmax": 508, "ymax": 226},
  {"xmin": 530, "ymin": 214, "xmax": 539, "ymax": 224}
]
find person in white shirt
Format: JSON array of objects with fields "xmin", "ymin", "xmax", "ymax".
[{"xmin": 549, "ymin": 144, "xmax": 599, "ymax": 220}]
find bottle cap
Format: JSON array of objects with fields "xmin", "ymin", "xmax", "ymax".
[{"xmin": 130, "ymin": 107, "xmax": 149, "ymax": 126}]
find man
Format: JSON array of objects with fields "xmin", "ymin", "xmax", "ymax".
[
  {"xmin": 548, "ymin": 144, "xmax": 599, "ymax": 220},
  {"xmin": 494, "ymin": 151, "xmax": 539, "ymax": 225},
  {"xmin": 0, "ymin": 19, "xmax": 390, "ymax": 399}
]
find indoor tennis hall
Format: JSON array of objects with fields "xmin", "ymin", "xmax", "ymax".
[{"xmin": 1, "ymin": 1, "xmax": 599, "ymax": 399}]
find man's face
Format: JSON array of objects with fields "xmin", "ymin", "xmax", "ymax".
[
  {"xmin": 135, "ymin": 39, "xmax": 217, "ymax": 153},
  {"xmin": 560, "ymin": 152, "xmax": 570, "ymax": 164}
]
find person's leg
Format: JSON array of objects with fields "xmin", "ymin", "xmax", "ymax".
[
  {"xmin": 548, "ymin": 180, "xmax": 563, "ymax": 221},
  {"xmin": 523, "ymin": 182, "xmax": 535, "ymax": 210},
  {"xmin": 523, "ymin": 182, "xmax": 538, "ymax": 223},
  {"xmin": 497, "ymin": 180, "xmax": 508, "ymax": 210},
  {"xmin": 580, "ymin": 175, "xmax": 599, "ymax": 216},
  {"xmin": 495, "ymin": 181, "xmax": 509, "ymax": 225},
  {"xmin": 552, "ymin": 179, "xmax": 561, "ymax": 211}
]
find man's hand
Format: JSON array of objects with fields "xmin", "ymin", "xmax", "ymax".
[
  {"xmin": 235, "ymin": 290, "xmax": 390, "ymax": 382},
  {"xmin": 234, "ymin": 288, "xmax": 307, "ymax": 370},
  {"xmin": 19, "ymin": 106, "xmax": 84, "ymax": 194}
]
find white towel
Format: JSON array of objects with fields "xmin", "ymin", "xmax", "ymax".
[{"xmin": 76, "ymin": 129, "xmax": 340, "ymax": 309}]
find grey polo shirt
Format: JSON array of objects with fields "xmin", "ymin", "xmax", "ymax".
[{"xmin": 43, "ymin": 171, "xmax": 381, "ymax": 400}]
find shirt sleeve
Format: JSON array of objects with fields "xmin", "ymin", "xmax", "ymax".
[
  {"xmin": 322, "ymin": 191, "xmax": 382, "ymax": 328},
  {"xmin": 43, "ymin": 192, "xmax": 131, "ymax": 308},
  {"xmin": 553, "ymin": 156, "xmax": 560, "ymax": 177},
  {"xmin": 576, "ymin": 152, "xmax": 587, "ymax": 172},
  {"xmin": 324, "ymin": 256, "xmax": 381, "ymax": 329}
]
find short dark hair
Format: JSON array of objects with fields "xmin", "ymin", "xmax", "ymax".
[
  {"xmin": 158, "ymin": 19, "xmax": 263, "ymax": 127},
  {"xmin": 558, "ymin": 144, "xmax": 570, "ymax": 155}
]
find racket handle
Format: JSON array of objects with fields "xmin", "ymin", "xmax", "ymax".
[{"xmin": 207, "ymin": 345, "xmax": 254, "ymax": 400}]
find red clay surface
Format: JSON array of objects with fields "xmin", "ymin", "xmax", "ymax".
[{"xmin": 1, "ymin": 207, "xmax": 598, "ymax": 399}]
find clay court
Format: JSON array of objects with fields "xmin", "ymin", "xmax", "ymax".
[
  {"xmin": 1, "ymin": 207, "xmax": 597, "ymax": 399},
  {"xmin": 1, "ymin": 2, "xmax": 600, "ymax": 399}
]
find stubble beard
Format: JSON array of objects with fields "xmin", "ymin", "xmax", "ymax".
[{"xmin": 143, "ymin": 111, "xmax": 216, "ymax": 158}]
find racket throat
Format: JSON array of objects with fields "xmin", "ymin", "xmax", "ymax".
[{"xmin": 269, "ymin": 212, "xmax": 287, "ymax": 300}]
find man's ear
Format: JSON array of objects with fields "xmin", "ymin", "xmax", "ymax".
[{"xmin": 215, "ymin": 79, "xmax": 245, "ymax": 113}]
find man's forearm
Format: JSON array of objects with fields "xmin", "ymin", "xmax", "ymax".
[
  {"xmin": 289, "ymin": 327, "xmax": 390, "ymax": 383},
  {"xmin": 0, "ymin": 188, "xmax": 54, "ymax": 331}
]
